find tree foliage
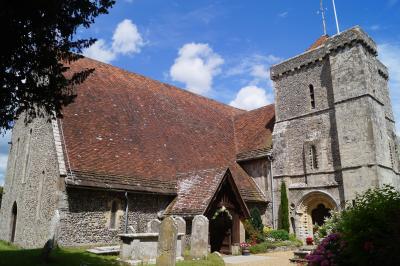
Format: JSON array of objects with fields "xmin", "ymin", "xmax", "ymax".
[
  {"xmin": 250, "ymin": 207, "xmax": 263, "ymax": 233},
  {"xmin": 279, "ymin": 181, "xmax": 289, "ymax": 232},
  {"xmin": 308, "ymin": 185, "xmax": 400, "ymax": 266},
  {"xmin": 0, "ymin": 0, "xmax": 115, "ymax": 133}
]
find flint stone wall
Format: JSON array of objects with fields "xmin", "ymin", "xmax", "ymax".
[
  {"xmin": 0, "ymin": 117, "xmax": 61, "ymax": 248},
  {"xmin": 58, "ymin": 188, "xmax": 172, "ymax": 246}
]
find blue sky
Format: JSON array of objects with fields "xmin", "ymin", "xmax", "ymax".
[{"xmin": 1, "ymin": 0, "xmax": 400, "ymax": 185}]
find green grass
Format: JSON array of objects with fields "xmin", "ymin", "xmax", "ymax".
[
  {"xmin": 249, "ymin": 239, "xmax": 303, "ymax": 254},
  {"xmin": 177, "ymin": 253, "xmax": 224, "ymax": 266},
  {"xmin": 0, "ymin": 241, "xmax": 224, "ymax": 266}
]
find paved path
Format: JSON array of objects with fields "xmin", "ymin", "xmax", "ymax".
[{"xmin": 223, "ymin": 251, "xmax": 295, "ymax": 266}]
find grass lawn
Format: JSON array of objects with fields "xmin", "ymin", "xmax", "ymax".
[{"xmin": 0, "ymin": 241, "xmax": 224, "ymax": 266}]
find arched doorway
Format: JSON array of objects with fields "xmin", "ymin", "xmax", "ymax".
[
  {"xmin": 10, "ymin": 202, "xmax": 17, "ymax": 243},
  {"xmin": 311, "ymin": 203, "xmax": 331, "ymax": 226},
  {"xmin": 295, "ymin": 191, "xmax": 337, "ymax": 240},
  {"xmin": 209, "ymin": 208, "xmax": 233, "ymax": 253}
]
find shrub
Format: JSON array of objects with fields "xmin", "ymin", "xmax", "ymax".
[
  {"xmin": 307, "ymin": 185, "xmax": 400, "ymax": 266},
  {"xmin": 337, "ymin": 185, "xmax": 400, "ymax": 265},
  {"xmin": 250, "ymin": 207, "xmax": 263, "ymax": 233},
  {"xmin": 243, "ymin": 219, "xmax": 264, "ymax": 244},
  {"xmin": 306, "ymin": 233, "xmax": 345, "ymax": 266},
  {"xmin": 279, "ymin": 181, "xmax": 289, "ymax": 232},
  {"xmin": 266, "ymin": 229, "xmax": 289, "ymax": 241},
  {"xmin": 263, "ymin": 226, "xmax": 272, "ymax": 236},
  {"xmin": 249, "ymin": 242, "xmax": 270, "ymax": 254},
  {"xmin": 314, "ymin": 211, "xmax": 341, "ymax": 244}
]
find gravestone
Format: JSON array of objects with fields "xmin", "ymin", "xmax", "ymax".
[
  {"xmin": 174, "ymin": 216, "xmax": 186, "ymax": 235},
  {"xmin": 190, "ymin": 215, "xmax": 209, "ymax": 259},
  {"xmin": 156, "ymin": 216, "xmax": 178, "ymax": 266},
  {"xmin": 147, "ymin": 218, "xmax": 161, "ymax": 233},
  {"xmin": 174, "ymin": 216, "xmax": 186, "ymax": 256}
]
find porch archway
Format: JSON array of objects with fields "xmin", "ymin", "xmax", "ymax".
[{"xmin": 294, "ymin": 191, "xmax": 338, "ymax": 240}]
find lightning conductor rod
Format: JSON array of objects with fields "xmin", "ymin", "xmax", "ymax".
[
  {"xmin": 320, "ymin": 0, "xmax": 327, "ymax": 35},
  {"xmin": 332, "ymin": 0, "xmax": 340, "ymax": 34}
]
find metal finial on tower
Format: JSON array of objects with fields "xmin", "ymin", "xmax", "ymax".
[
  {"xmin": 332, "ymin": 0, "xmax": 340, "ymax": 34},
  {"xmin": 320, "ymin": 0, "xmax": 327, "ymax": 35}
]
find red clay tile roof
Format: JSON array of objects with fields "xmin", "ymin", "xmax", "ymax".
[
  {"xmin": 165, "ymin": 167, "xmax": 253, "ymax": 217},
  {"xmin": 307, "ymin": 35, "xmax": 329, "ymax": 51},
  {"xmin": 60, "ymin": 57, "xmax": 272, "ymax": 201},
  {"xmin": 164, "ymin": 167, "xmax": 227, "ymax": 216},
  {"xmin": 234, "ymin": 104, "xmax": 275, "ymax": 156}
]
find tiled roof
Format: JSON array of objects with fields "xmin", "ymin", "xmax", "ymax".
[
  {"xmin": 65, "ymin": 170, "xmax": 177, "ymax": 195},
  {"xmin": 60, "ymin": 57, "xmax": 273, "ymax": 202},
  {"xmin": 234, "ymin": 104, "xmax": 275, "ymax": 156},
  {"xmin": 165, "ymin": 167, "xmax": 227, "ymax": 216},
  {"xmin": 165, "ymin": 166, "xmax": 256, "ymax": 217},
  {"xmin": 229, "ymin": 163, "xmax": 267, "ymax": 201}
]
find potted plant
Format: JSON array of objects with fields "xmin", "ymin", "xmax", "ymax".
[
  {"xmin": 240, "ymin": 242, "xmax": 251, "ymax": 256},
  {"xmin": 306, "ymin": 236, "xmax": 314, "ymax": 245}
]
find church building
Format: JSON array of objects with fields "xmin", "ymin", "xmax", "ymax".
[{"xmin": 0, "ymin": 26, "xmax": 399, "ymax": 251}]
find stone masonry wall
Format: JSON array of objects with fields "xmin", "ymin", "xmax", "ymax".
[
  {"xmin": 0, "ymin": 117, "xmax": 61, "ymax": 248},
  {"xmin": 58, "ymin": 188, "xmax": 172, "ymax": 247},
  {"xmin": 271, "ymin": 27, "xmax": 399, "ymax": 236}
]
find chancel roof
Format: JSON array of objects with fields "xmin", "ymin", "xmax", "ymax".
[{"xmin": 61, "ymin": 57, "xmax": 274, "ymax": 202}]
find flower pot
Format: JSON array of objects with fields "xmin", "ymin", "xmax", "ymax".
[{"xmin": 242, "ymin": 247, "xmax": 250, "ymax": 256}]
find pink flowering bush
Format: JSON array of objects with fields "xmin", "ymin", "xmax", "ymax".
[
  {"xmin": 307, "ymin": 185, "xmax": 400, "ymax": 266},
  {"xmin": 239, "ymin": 242, "xmax": 251, "ymax": 248},
  {"xmin": 306, "ymin": 233, "xmax": 345, "ymax": 266}
]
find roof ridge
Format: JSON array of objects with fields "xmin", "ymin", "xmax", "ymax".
[{"xmin": 78, "ymin": 57, "xmax": 244, "ymax": 116}]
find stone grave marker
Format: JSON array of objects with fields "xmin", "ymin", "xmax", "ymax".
[
  {"xmin": 190, "ymin": 215, "xmax": 209, "ymax": 259},
  {"xmin": 174, "ymin": 216, "xmax": 186, "ymax": 256},
  {"xmin": 156, "ymin": 216, "xmax": 178, "ymax": 266},
  {"xmin": 147, "ymin": 218, "xmax": 161, "ymax": 233}
]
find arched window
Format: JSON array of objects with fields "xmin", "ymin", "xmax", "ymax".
[
  {"xmin": 309, "ymin": 145, "xmax": 318, "ymax": 169},
  {"xmin": 10, "ymin": 202, "xmax": 17, "ymax": 242},
  {"xmin": 309, "ymin": 84, "xmax": 316, "ymax": 109},
  {"xmin": 110, "ymin": 200, "xmax": 118, "ymax": 229},
  {"xmin": 22, "ymin": 129, "xmax": 32, "ymax": 184}
]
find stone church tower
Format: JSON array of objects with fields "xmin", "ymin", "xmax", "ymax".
[{"xmin": 270, "ymin": 26, "xmax": 400, "ymax": 239}]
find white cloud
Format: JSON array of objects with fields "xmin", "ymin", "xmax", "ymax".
[
  {"xmin": 112, "ymin": 19, "xmax": 144, "ymax": 55},
  {"xmin": 83, "ymin": 39, "xmax": 116, "ymax": 63},
  {"xmin": 229, "ymin": 86, "xmax": 273, "ymax": 111},
  {"xmin": 0, "ymin": 154, "xmax": 8, "ymax": 186},
  {"xmin": 170, "ymin": 43, "xmax": 224, "ymax": 95},
  {"xmin": 278, "ymin": 11, "xmax": 289, "ymax": 18},
  {"xmin": 369, "ymin": 25, "xmax": 381, "ymax": 31},
  {"xmin": 378, "ymin": 43, "xmax": 400, "ymax": 133},
  {"xmin": 225, "ymin": 53, "xmax": 281, "ymax": 89},
  {"xmin": 0, "ymin": 131, "xmax": 11, "ymax": 186},
  {"xmin": 83, "ymin": 19, "xmax": 144, "ymax": 63}
]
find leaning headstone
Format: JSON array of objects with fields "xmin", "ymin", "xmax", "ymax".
[
  {"xmin": 190, "ymin": 215, "xmax": 209, "ymax": 259},
  {"xmin": 147, "ymin": 218, "xmax": 162, "ymax": 233},
  {"xmin": 156, "ymin": 216, "xmax": 178, "ymax": 266},
  {"xmin": 174, "ymin": 216, "xmax": 186, "ymax": 256}
]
